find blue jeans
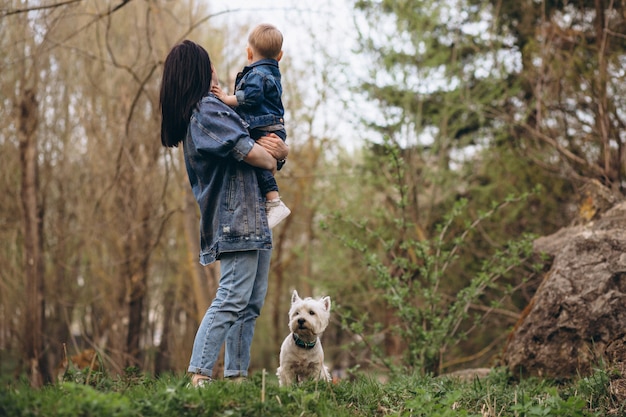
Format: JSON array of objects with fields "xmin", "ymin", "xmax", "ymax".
[{"xmin": 188, "ymin": 249, "xmax": 272, "ymax": 378}]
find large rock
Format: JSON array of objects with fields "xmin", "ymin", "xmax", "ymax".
[{"xmin": 503, "ymin": 201, "xmax": 626, "ymax": 378}]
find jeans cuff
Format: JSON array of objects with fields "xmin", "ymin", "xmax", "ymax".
[{"xmin": 224, "ymin": 370, "xmax": 248, "ymax": 378}]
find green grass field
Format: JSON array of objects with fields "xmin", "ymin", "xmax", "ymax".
[{"xmin": 1, "ymin": 367, "xmax": 623, "ymax": 416}]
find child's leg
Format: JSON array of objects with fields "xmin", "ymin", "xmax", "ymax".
[
  {"xmin": 251, "ymin": 127, "xmax": 290, "ymax": 228},
  {"xmin": 251, "ymin": 128, "xmax": 281, "ymax": 199},
  {"xmin": 256, "ymin": 169, "xmax": 279, "ymax": 197}
]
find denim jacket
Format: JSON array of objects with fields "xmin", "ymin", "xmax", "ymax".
[
  {"xmin": 184, "ymin": 94, "xmax": 272, "ymax": 265},
  {"xmin": 234, "ymin": 59, "xmax": 284, "ymax": 131}
]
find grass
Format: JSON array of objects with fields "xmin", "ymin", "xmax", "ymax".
[{"xmin": 0, "ymin": 367, "xmax": 624, "ymax": 416}]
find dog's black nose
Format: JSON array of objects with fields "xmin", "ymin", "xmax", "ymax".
[{"xmin": 298, "ymin": 318, "xmax": 305, "ymax": 325}]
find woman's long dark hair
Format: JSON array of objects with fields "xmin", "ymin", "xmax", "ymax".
[{"xmin": 160, "ymin": 40, "xmax": 212, "ymax": 147}]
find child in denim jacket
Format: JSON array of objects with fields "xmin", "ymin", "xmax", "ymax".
[{"xmin": 212, "ymin": 23, "xmax": 290, "ymax": 228}]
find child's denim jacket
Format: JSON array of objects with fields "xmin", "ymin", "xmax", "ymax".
[{"xmin": 234, "ymin": 59, "xmax": 284, "ymax": 131}]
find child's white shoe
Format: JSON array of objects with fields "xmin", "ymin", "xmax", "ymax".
[{"xmin": 266, "ymin": 199, "xmax": 291, "ymax": 228}]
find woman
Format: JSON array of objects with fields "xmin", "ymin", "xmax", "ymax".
[{"xmin": 159, "ymin": 40, "xmax": 288, "ymax": 386}]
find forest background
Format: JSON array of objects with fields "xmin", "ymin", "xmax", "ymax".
[{"xmin": 1, "ymin": 0, "xmax": 625, "ymax": 388}]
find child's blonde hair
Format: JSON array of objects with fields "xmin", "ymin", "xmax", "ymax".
[{"xmin": 248, "ymin": 23, "xmax": 283, "ymax": 59}]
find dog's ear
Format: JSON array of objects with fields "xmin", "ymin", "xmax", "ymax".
[
  {"xmin": 291, "ymin": 290, "xmax": 300, "ymax": 304},
  {"xmin": 321, "ymin": 296, "xmax": 331, "ymax": 312}
]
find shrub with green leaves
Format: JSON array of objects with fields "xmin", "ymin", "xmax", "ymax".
[{"xmin": 326, "ymin": 139, "xmax": 542, "ymax": 377}]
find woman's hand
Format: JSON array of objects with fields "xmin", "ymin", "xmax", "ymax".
[{"xmin": 256, "ymin": 134, "xmax": 289, "ymax": 160}]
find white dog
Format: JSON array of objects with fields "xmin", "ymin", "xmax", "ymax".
[{"xmin": 277, "ymin": 290, "xmax": 332, "ymax": 386}]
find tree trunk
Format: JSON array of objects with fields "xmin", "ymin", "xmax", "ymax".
[
  {"xmin": 504, "ymin": 201, "xmax": 626, "ymax": 378},
  {"xmin": 155, "ymin": 285, "xmax": 175, "ymax": 375},
  {"xmin": 18, "ymin": 87, "xmax": 49, "ymax": 387},
  {"xmin": 126, "ymin": 268, "xmax": 147, "ymax": 368},
  {"xmin": 183, "ymin": 185, "xmax": 218, "ymax": 318},
  {"xmin": 594, "ymin": 0, "xmax": 612, "ymax": 183}
]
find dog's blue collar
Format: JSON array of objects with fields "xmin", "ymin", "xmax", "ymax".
[{"xmin": 293, "ymin": 333, "xmax": 316, "ymax": 350}]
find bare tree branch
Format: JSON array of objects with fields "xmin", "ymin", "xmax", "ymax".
[
  {"xmin": 521, "ymin": 123, "xmax": 607, "ymax": 178},
  {"xmin": 108, "ymin": 0, "xmax": 133, "ymax": 15},
  {"xmin": 1, "ymin": 0, "xmax": 82, "ymax": 18}
]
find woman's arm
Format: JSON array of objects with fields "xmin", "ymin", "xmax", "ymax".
[
  {"xmin": 189, "ymin": 93, "xmax": 278, "ymax": 172},
  {"xmin": 256, "ymin": 134, "xmax": 289, "ymax": 160},
  {"xmin": 243, "ymin": 143, "xmax": 276, "ymax": 172}
]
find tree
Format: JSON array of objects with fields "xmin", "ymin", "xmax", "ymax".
[
  {"xmin": 0, "ymin": 0, "xmax": 216, "ymax": 382},
  {"xmin": 0, "ymin": 0, "xmax": 353, "ymax": 383},
  {"xmin": 16, "ymin": 27, "xmax": 47, "ymax": 389},
  {"xmin": 343, "ymin": 0, "xmax": 623, "ymax": 374},
  {"xmin": 491, "ymin": 0, "xmax": 626, "ymax": 192}
]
